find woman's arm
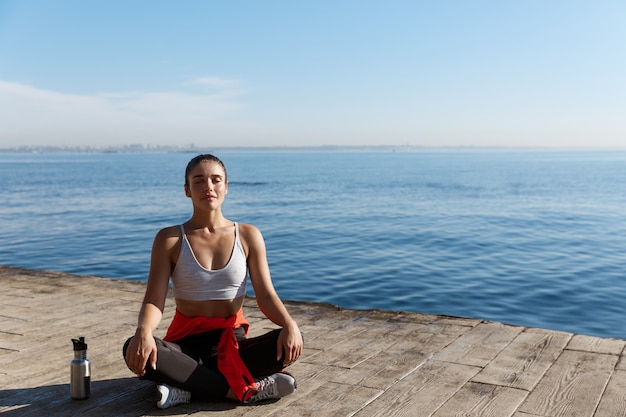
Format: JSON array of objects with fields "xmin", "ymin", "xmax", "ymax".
[
  {"xmin": 124, "ymin": 227, "xmax": 177, "ymax": 375},
  {"xmin": 242, "ymin": 224, "xmax": 303, "ymax": 365}
]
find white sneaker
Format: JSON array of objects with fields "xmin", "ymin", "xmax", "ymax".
[
  {"xmin": 245, "ymin": 373, "xmax": 296, "ymax": 403},
  {"xmin": 156, "ymin": 384, "xmax": 191, "ymax": 409}
]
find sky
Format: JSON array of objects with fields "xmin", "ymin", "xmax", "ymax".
[{"xmin": 0, "ymin": 1, "xmax": 625, "ymax": 149}]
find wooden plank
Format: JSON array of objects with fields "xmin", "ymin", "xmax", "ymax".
[
  {"xmin": 330, "ymin": 343, "xmax": 431, "ymax": 391},
  {"xmin": 422, "ymin": 316, "xmax": 481, "ymax": 339},
  {"xmin": 250, "ymin": 382, "xmax": 383, "ymax": 417},
  {"xmin": 433, "ymin": 321, "xmax": 524, "ymax": 367},
  {"xmin": 431, "ymin": 382, "xmax": 528, "ymax": 417},
  {"xmin": 567, "ymin": 334, "xmax": 625, "ymax": 355},
  {"xmin": 352, "ymin": 360, "xmax": 480, "ymax": 417},
  {"xmin": 0, "ymin": 330, "xmax": 23, "ymax": 353},
  {"xmin": 305, "ymin": 320, "xmax": 400, "ymax": 369},
  {"xmin": 331, "ymin": 330, "xmax": 467, "ymax": 390},
  {"xmin": 300, "ymin": 321, "xmax": 372, "ymax": 366},
  {"xmin": 518, "ymin": 350, "xmax": 617, "ymax": 417},
  {"xmin": 472, "ymin": 330, "xmax": 571, "ymax": 390},
  {"xmin": 430, "ymin": 316, "xmax": 482, "ymax": 328},
  {"xmin": 594, "ymin": 369, "xmax": 626, "ymax": 417}
]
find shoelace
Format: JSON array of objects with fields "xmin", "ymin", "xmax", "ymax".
[{"xmin": 252, "ymin": 376, "xmax": 277, "ymax": 401}]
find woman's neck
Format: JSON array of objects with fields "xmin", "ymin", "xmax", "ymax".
[{"xmin": 187, "ymin": 210, "xmax": 230, "ymax": 231}]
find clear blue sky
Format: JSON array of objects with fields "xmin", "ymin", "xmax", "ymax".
[{"xmin": 1, "ymin": 1, "xmax": 624, "ymax": 148}]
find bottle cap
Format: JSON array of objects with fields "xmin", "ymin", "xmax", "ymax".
[{"xmin": 72, "ymin": 336, "xmax": 88, "ymax": 351}]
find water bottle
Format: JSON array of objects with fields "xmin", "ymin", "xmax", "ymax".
[{"xmin": 70, "ymin": 336, "xmax": 91, "ymax": 400}]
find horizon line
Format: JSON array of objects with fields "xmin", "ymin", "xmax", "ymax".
[{"xmin": 2, "ymin": 143, "xmax": 626, "ymax": 153}]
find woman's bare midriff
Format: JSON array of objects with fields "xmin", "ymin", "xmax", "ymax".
[{"xmin": 175, "ymin": 296, "xmax": 245, "ymax": 318}]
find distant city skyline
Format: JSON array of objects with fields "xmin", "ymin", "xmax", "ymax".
[
  {"xmin": 1, "ymin": 1, "xmax": 625, "ymax": 149},
  {"xmin": 8, "ymin": 143, "xmax": 597, "ymax": 153}
]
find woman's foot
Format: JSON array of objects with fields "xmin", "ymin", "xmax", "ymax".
[
  {"xmin": 156, "ymin": 384, "xmax": 191, "ymax": 409},
  {"xmin": 245, "ymin": 372, "xmax": 297, "ymax": 403}
]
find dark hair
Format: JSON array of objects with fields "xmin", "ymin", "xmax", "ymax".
[{"xmin": 185, "ymin": 154, "xmax": 227, "ymax": 186}]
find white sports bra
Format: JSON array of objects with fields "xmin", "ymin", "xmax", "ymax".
[{"xmin": 170, "ymin": 223, "xmax": 248, "ymax": 301}]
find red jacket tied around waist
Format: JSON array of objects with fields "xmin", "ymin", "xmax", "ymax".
[{"xmin": 164, "ymin": 309, "xmax": 258, "ymax": 402}]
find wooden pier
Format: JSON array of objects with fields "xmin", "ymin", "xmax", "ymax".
[{"xmin": 1, "ymin": 265, "xmax": 625, "ymax": 416}]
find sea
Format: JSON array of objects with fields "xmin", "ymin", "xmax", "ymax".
[{"xmin": 1, "ymin": 149, "xmax": 626, "ymax": 339}]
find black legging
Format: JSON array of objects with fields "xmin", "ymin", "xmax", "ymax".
[{"xmin": 123, "ymin": 328, "xmax": 284, "ymax": 400}]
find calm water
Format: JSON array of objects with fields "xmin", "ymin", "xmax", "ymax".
[{"xmin": 1, "ymin": 150, "xmax": 626, "ymax": 338}]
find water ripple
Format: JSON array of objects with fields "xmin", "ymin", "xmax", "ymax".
[{"xmin": 2, "ymin": 151, "xmax": 626, "ymax": 338}]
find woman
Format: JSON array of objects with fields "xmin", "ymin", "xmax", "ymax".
[{"xmin": 123, "ymin": 154, "xmax": 303, "ymax": 409}]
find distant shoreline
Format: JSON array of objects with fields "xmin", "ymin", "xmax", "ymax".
[{"xmin": 1, "ymin": 144, "xmax": 623, "ymax": 154}]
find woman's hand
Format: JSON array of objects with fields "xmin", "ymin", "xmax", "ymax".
[
  {"xmin": 277, "ymin": 322, "xmax": 303, "ymax": 366},
  {"xmin": 125, "ymin": 329, "xmax": 157, "ymax": 376}
]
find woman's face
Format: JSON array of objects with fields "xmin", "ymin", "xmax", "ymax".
[{"xmin": 184, "ymin": 161, "xmax": 228, "ymax": 208}]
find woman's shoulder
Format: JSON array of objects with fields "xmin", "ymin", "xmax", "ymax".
[
  {"xmin": 237, "ymin": 222, "xmax": 261, "ymax": 237},
  {"xmin": 236, "ymin": 222, "xmax": 264, "ymax": 251},
  {"xmin": 149, "ymin": 225, "xmax": 184, "ymax": 258},
  {"xmin": 153, "ymin": 224, "xmax": 183, "ymax": 247},
  {"xmin": 156, "ymin": 224, "xmax": 183, "ymax": 237}
]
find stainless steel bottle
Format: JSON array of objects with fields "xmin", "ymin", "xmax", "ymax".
[{"xmin": 70, "ymin": 336, "xmax": 91, "ymax": 400}]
